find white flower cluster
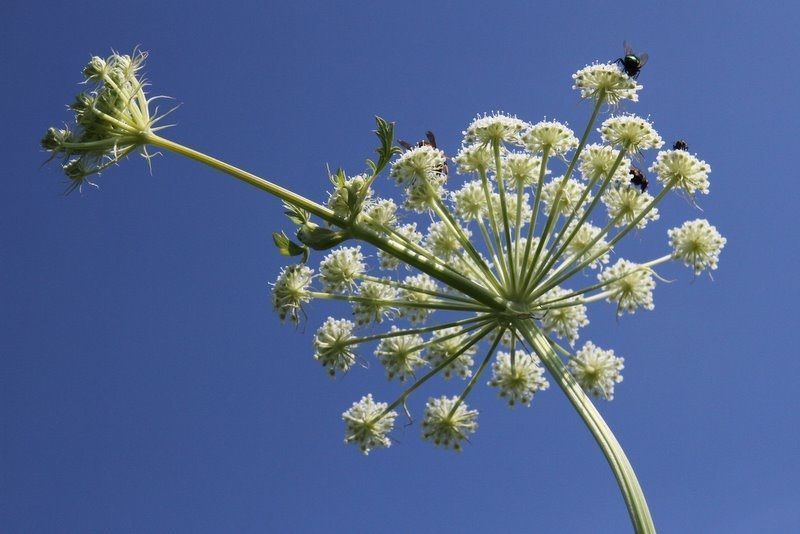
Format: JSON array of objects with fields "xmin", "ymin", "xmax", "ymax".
[
  {"xmin": 568, "ymin": 342, "xmax": 624, "ymax": 400},
  {"xmin": 598, "ymin": 259, "xmax": 656, "ymax": 315},
  {"xmin": 572, "ymin": 62, "xmax": 642, "ymax": 104},
  {"xmin": 488, "ymin": 350, "xmax": 549, "ymax": 406},
  {"xmin": 649, "ymin": 150, "xmax": 711, "ymax": 195},
  {"xmin": 421, "ymin": 396, "xmax": 479, "ymax": 450},
  {"xmin": 427, "ymin": 327, "xmax": 477, "ymax": 380},
  {"xmin": 668, "ymin": 219, "xmax": 726, "ymax": 275},
  {"xmin": 259, "ymin": 56, "xmax": 727, "ymax": 455},
  {"xmin": 342, "ymin": 395, "xmax": 398, "ymax": 455},
  {"xmin": 523, "ymin": 121, "xmax": 579, "ymax": 156},
  {"xmin": 319, "ymin": 246, "xmax": 365, "ymax": 292},
  {"xmin": 600, "ymin": 115, "xmax": 664, "ymax": 152},
  {"xmin": 313, "ymin": 318, "xmax": 357, "ymax": 376},
  {"xmin": 463, "ymin": 112, "xmax": 529, "ymax": 145}
]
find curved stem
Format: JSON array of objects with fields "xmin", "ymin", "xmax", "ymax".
[{"xmin": 515, "ymin": 320, "xmax": 655, "ymax": 534}]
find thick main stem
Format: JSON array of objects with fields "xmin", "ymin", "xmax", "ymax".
[
  {"xmin": 144, "ymin": 133, "xmax": 507, "ymax": 311},
  {"xmin": 515, "ymin": 320, "xmax": 655, "ymax": 534}
]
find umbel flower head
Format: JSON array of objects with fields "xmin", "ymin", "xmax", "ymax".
[
  {"xmin": 43, "ymin": 49, "xmax": 726, "ymax": 467},
  {"xmin": 41, "ymin": 50, "xmax": 171, "ymax": 192},
  {"xmin": 256, "ymin": 56, "xmax": 726, "ymax": 455},
  {"xmin": 567, "ymin": 342, "xmax": 625, "ymax": 400}
]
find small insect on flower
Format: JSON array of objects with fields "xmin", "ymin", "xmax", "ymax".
[
  {"xmin": 628, "ymin": 165, "xmax": 649, "ymax": 193},
  {"xmin": 399, "ymin": 131, "xmax": 449, "ymax": 177},
  {"xmin": 615, "ymin": 41, "xmax": 649, "ymax": 79},
  {"xmin": 673, "ymin": 139, "xmax": 689, "ymax": 151}
]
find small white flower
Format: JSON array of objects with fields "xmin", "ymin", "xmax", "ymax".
[
  {"xmin": 579, "ymin": 144, "xmax": 631, "ymax": 183},
  {"xmin": 452, "ymin": 180, "xmax": 489, "ymax": 221},
  {"xmin": 352, "ymin": 280, "xmax": 398, "ymax": 325},
  {"xmin": 668, "ymin": 219, "xmax": 727, "ymax": 275},
  {"xmin": 427, "ymin": 327, "xmax": 476, "ymax": 380},
  {"xmin": 421, "ymin": 396, "xmax": 478, "ymax": 451},
  {"xmin": 600, "ymin": 115, "xmax": 664, "ymax": 152},
  {"xmin": 522, "ymin": 121, "xmax": 578, "ymax": 156},
  {"xmin": 568, "ymin": 341, "xmax": 624, "ymax": 400},
  {"xmin": 649, "ymin": 149, "xmax": 711, "ymax": 195},
  {"xmin": 503, "ymin": 152, "xmax": 548, "ymax": 187},
  {"xmin": 375, "ymin": 326, "xmax": 426, "ymax": 382},
  {"xmin": 313, "ymin": 317, "xmax": 357, "ymax": 377},
  {"xmin": 362, "ymin": 197, "xmax": 398, "ymax": 230},
  {"xmin": 342, "ymin": 394, "xmax": 397, "ymax": 455},
  {"xmin": 379, "ymin": 223, "xmax": 422, "ymax": 270},
  {"xmin": 559, "ymin": 221, "xmax": 610, "ymax": 269},
  {"xmin": 537, "ymin": 286, "xmax": 589, "ymax": 344},
  {"xmin": 491, "ymin": 191, "xmax": 532, "ymax": 228},
  {"xmin": 572, "ymin": 62, "xmax": 642, "ymax": 105},
  {"xmin": 602, "ymin": 186, "xmax": 660, "ymax": 229},
  {"xmin": 463, "ymin": 112, "xmax": 529, "ymax": 146},
  {"xmin": 488, "ymin": 350, "xmax": 549, "ymax": 407},
  {"xmin": 425, "ymin": 220, "xmax": 469, "ymax": 260},
  {"xmin": 404, "ymin": 172, "xmax": 447, "ymax": 213},
  {"xmin": 391, "ymin": 145, "xmax": 446, "ymax": 185},
  {"xmin": 598, "ymin": 259, "xmax": 656, "ymax": 315},
  {"xmin": 319, "ymin": 246, "xmax": 365, "ymax": 292},
  {"xmin": 271, "ymin": 264, "xmax": 314, "ymax": 323},
  {"xmin": 454, "ymin": 143, "xmax": 494, "ymax": 173},
  {"xmin": 541, "ymin": 177, "xmax": 592, "ymax": 216},
  {"xmin": 399, "ymin": 273, "xmax": 439, "ymax": 323},
  {"xmin": 328, "ymin": 173, "xmax": 371, "ymax": 219}
]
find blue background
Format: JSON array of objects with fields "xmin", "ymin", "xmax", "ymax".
[{"xmin": 3, "ymin": 1, "xmax": 798, "ymax": 532}]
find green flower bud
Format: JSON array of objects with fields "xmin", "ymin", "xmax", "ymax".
[
  {"xmin": 297, "ymin": 223, "xmax": 349, "ymax": 251},
  {"xmin": 40, "ymin": 127, "xmax": 73, "ymax": 152},
  {"xmin": 82, "ymin": 56, "xmax": 107, "ymax": 81}
]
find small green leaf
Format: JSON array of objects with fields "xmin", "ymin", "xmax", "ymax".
[
  {"xmin": 272, "ymin": 231, "xmax": 308, "ymax": 257},
  {"xmin": 297, "ymin": 224, "xmax": 349, "ymax": 250},
  {"xmin": 283, "ymin": 201, "xmax": 309, "ymax": 226}
]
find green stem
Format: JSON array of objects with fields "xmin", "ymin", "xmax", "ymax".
[
  {"xmin": 381, "ymin": 322, "xmax": 497, "ymax": 415},
  {"xmin": 306, "ymin": 291, "xmax": 490, "ymax": 313},
  {"xmin": 357, "ymin": 274, "xmax": 478, "ymax": 304},
  {"xmin": 144, "ymin": 133, "xmax": 507, "ymax": 311},
  {"xmin": 521, "ymin": 94, "xmax": 604, "ymax": 292},
  {"xmin": 531, "ymin": 148, "xmax": 628, "ymax": 289},
  {"xmin": 348, "ymin": 314, "xmax": 492, "ymax": 345},
  {"xmin": 493, "ymin": 141, "xmax": 516, "ymax": 292},
  {"xmin": 515, "ymin": 320, "xmax": 655, "ymax": 534},
  {"xmin": 478, "ymin": 168, "xmax": 510, "ymax": 287},
  {"xmin": 519, "ymin": 147, "xmax": 551, "ymax": 292},
  {"xmin": 448, "ymin": 326, "xmax": 504, "ymax": 417},
  {"xmin": 535, "ymin": 179, "xmax": 676, "ymax": 298}
]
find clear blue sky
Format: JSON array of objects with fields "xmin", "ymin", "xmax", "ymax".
[{"xmin": 3, "ymin": 1, "xmax": 799, "ymax": 532}]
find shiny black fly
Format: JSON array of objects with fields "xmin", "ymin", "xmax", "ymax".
[{"xmin": 615, "ymin": 41, "xmax": 648, "ymax": 79}]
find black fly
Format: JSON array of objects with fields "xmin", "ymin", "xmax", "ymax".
[
  {"xmin": 615, "ymin": 41, "xmax": 649, "ymax": 79},
  {"xmin": 629, "ymin": 165, "xmax": 649, "ymax": 193},
  {"xmin": 673, "ymin": 140, "xmax": 689, "ymax": 151}
]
